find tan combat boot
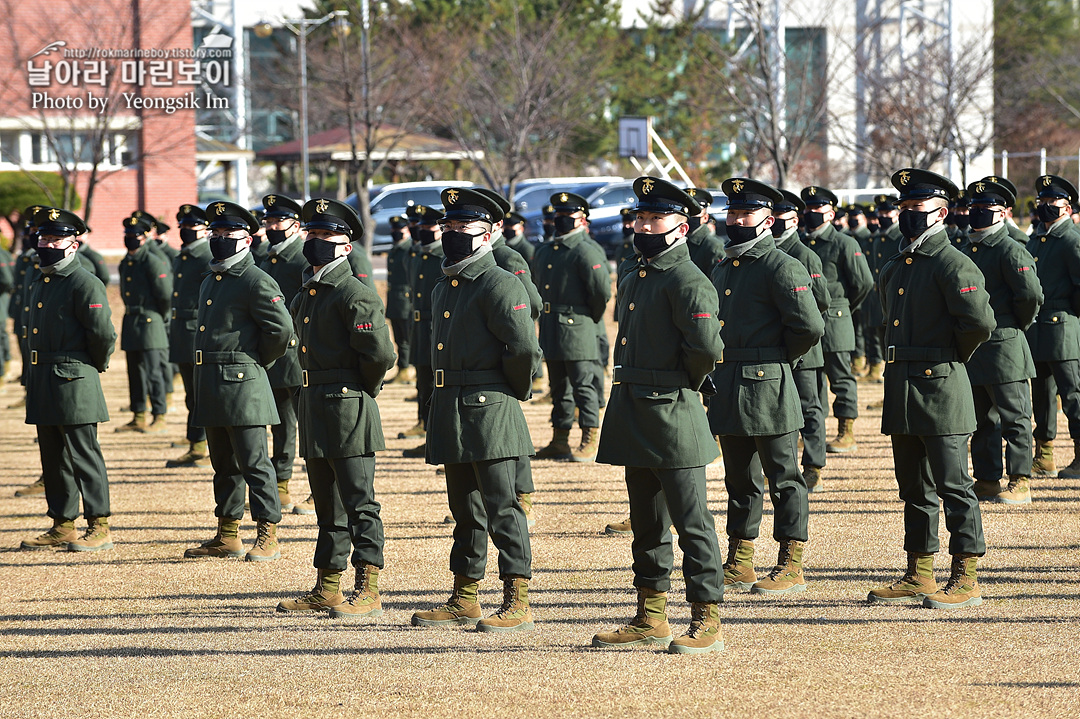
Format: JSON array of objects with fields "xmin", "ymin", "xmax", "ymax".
[
  {"xmin": 397, "ymin": 421, "xmax": 426, "ymax": 439},
  {"xmin": 1032, "ymin": 440, "xmax": 1057, "ymax": 477},
  {"xmin": 68, "ymin": 517, "xmax": 114, "ymax": 552},
  {"xmin": 245, "ymin": 521, "xmax": 280, "ymax": 562},
  {"xmin": 517, "ymin": 492, "xmax": 536, "ymax": 529},
  {"xmin": 826, "ymin": 417, "xmax": 857, "ymax": 453},
  {"xmin": 535, "ymin": 428, "xmax": 572, "ymax": 460},
  {"xmin": 569, "ymin": 427, "xmax": 599, "ymax": 463},
  {"xmin": 477, "ymin": 577, "xmax": 534, "ymax": 633},
  {"xmin": 592, "ymin": 587, "xmax": 672, "ymax": 649},
  {"xmin": 867, "ymin": 552, "xmax": 936, "ymax": 604},
  {"xmin": 184, "ymin": 518, "xmax": 244, "ymax": 558},
  {"xmin": 973, "ymin": 479, "xmax": 1002, "ymax": 500},
  {"xmin": 723, "ymin": 537, "xmax": 757, "ymax": 591},
  {"xmin": 865, "ymin": 362, "xmax": 884, "ymax": 384},
  {"xmin": 411, "ymin": 575, "xmax": 483, "ymax": 627},
  {"xmin": 292, "ymin": 494, "xmax": 316, "ymax": 515},
  {"xmin": 851, "ymin": 355, "xmax": 867, "ymax": 376},
  {"xmin": 115, "ymin": 412, "xmax": 147, "ymax": 433},
  {"xmin": 923, "ymin": 554, "xmax": 982, "ymax": 609},
  {"xmin": 751, "ymin": 540, "xmax": 806, "ymax": 595},
  {"xmin": 277, "ymin": 479, "xmax": 293, "ymax": 512},
  {"xmin": 995, "ymin": 475, "xmax": 1032, "ymax": 505},
  {"xmin": 402, "ymin": 442, "xmax": 427, "ymax": 458},
  {"xmin": 329, "ymin": 564, "xmax": 383, "ymax": 620},
  {"xmin": 140, "ymin": 414, "xmax": 167, "ymax": 434},
  {"xmin": 804, "ymin": 465, "xmax": 825, "ymax": 493},
  {"xmin": 277, "ymin": 569, "xmax": 344, "ymax": 612},
  {"xmin": 668, "ymin": 602, "xmax": 724, "ymax": 655},
  {"xmin": 20, "ymin": 519, "xmax": 76, "ymax": 550},
  {"xmin": 397, "ymin": 366, "xmax": 416, "ymax": 384},
  {"xmin": 1058, "ymin": 440, "xmax": 1080, "ymax": 479},
  {"xmin": 604, "ymin": 515, "xmax": 632, "ymax": 536},
  {"xmin": 14, "ymin": 475, "xmax": 46, "ymax": 497},
  {"xmin": 165, "ymin": 440, "xmax": 210, "ymax": 468}
]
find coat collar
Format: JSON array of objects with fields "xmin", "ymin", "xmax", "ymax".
[
  {"xmin": 719, "ymin": 235, "xmax": 776, "ymax": 264},
  {"xmin": 640, "ymin": 239, "xmax": 690, "ymax": 272},
  {"xmin": 687, "ymin": 223, "xmax": 711, "ymax": 246},
  {"xmin": 302, "ymin": 255, "xmax": 352, "ymax": 287},
  {"xmin": 905, "ymin": 228, "xmax": 950, "ymax": 257},
  {"xmin": 451, "ymin": 246, "xmax": 497, "ymax": 281},
  {"xmin": 211, "ymin": 250, "xmax": 255, "ymax": 277},
  {"xmin": 551, "ymin": 228, "xmax": 586, "ymax": 249}
]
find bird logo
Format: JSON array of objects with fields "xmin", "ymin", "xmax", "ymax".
[
  {"xmin": 48, "ymin": 209, "xmax": 60, "ymax": 220},
  {"xmin": 898, "ymin": 171, "xmax": 910, "ymax": 186},
  {"xmin": 731, "ymin": 179, "xmax": 744, "ymax": 194},
  {"xmin": 446, "ymin": 189, "xmax": 459, "ymax": 204},
  {"xmin": 266, "ymin": 195, "xmax": 276, "ymax": 206}
]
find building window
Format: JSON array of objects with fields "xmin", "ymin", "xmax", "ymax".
[{"xmin": 0, "ymin": 132, "xmax": 18, "ymax": 163}]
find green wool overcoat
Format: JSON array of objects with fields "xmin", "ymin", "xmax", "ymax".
[
  {"xmin": 686, "ymin": 223, "xmax": 725, "ymax": 278},
  {"xmin": 533, "ymin": 229, "xmax": 610, "ymax": 361},
  {"xmin": 1025, "ymin": 218, "xmax": 1080, "ymax": 363},
  {"xmin": 804, "ymin": 223, "xmax": 873, "ymax": 353},
  {"xmin": 169, "ymin": 239, "xmax": 212, "ymax": 364},
  {"xmin": 119, "ymin": 242, "xmax": 172, "ymax": 352},
  {"xmin": 260, "ymin": 237, "xmax": 307, "ymax": 389},
  {"xmin": 385, "ymin": 238, "xmax": 413, "ymax": 320},
  {"xmin": 775, "ymin": 231, "xmax": 831, "ymax": 370},
  {"xmin": 410, "ymin": 241, "xmax": 445, "ymax": 368}
]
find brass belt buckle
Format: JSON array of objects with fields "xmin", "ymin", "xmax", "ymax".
[
  {"xmin": 611, "ymin": 364, "xmax": 621, "ymax": 385},
  {"xmin": 30, "ymin": 350, "xmax": 38, "ymax": 365},
  {"xmin": 195, "ymin": 349, "xmax": 203, "ymax": 366},
  {"xmin": 886, "ymin": 346, "xmax": 896, "ymax": 364},
  {"xmin": 434, "ymin": 369, "xmax": 445, "ymax": 388},
  {"xmin": 302, "ymin": 369, "xmax": 309, "ymax": 388},
  {"xmin": 414, "ymin": 310, "xmax": 421, "ymax": 322},
  {"xmin": 171, "ymin": 308, "xmax": 176, "ymax": 319},
  {"xmin": 543, "ymin": 302, "xmax": 551, "ymax": 314}
]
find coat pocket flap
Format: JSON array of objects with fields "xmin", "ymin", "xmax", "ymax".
[
  {"xmin": 460, "ymin": 389, "xmax": 506, "ymax": 407},
  {"xmin": 220, "ymin": 363, "xmax": 257, "ymax": 382},
  {"xmin": 907, "ymin": 361, "xmax": 953, "ymax": 379},
  {"xmin": 741, "ymin": 363, "xmax": 782, "ymax": 381},
  {"xmin": 630, "ymin": 385, "xmax": 680, "ymax": 402},
  {"xmin": 52, "ymin": 362, "xmax": 88, "ymax": 380},
  {"xmin": 322, "ymin": 384, "xmax": 363, "ymax": 399}
]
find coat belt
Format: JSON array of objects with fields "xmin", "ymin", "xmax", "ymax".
[
  {"xmin": 30, "ymin": 350, "xmax": 92, "ymax": 365},
  {"xmin": 194, "ymin": 349, "xmax": 259, "ymax": 365},
  {"xmin": 433, "ymin": 368, "xmax": 505, "ymax": 388},
  {"xmin": 718, "ymin": 347, "xmax": 788, "ymax": 363},
  {"xmin": 885, "ymin": 346, "xmax": 959, "ymax": 363},
  {"xmin": 301, "ymin": 368, "xmax": 363, "ymax": 387},
  {"xmin": 171, "ymin": 308, "xmax": 198, "ymax": 320},
  {"xmin": 543, "ymin": 302, "xmax": 590, "ymax": 314},
  {"xmin": 611, "ymin": 367, "xmax": 690, "ymax": 387}
]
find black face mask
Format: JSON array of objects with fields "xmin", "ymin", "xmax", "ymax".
[
  {"xmin": 726, "ymin": 217, "xmax": 768, "ymax": 244},
  {"xmin": 879, "ymin": 215, "xmax": 894, "ymax": 230},
  {"xmin": 250, "ymin": 234, "xmax": 263, "ymax": 250},
  {"xmin": 898, "ymin": 209, "xmax": 937, "ymax": 239},
  {"xmin": 503, "ymin": 227, "xmax": 518, "ymax": 241},
  {"xmin": 804, "ymin": 211, "xmax": 827, "ymax": 229},
  {"xmin": 442, "ymin": 230, "xmax": 484, "ymax": 263},
  {"xmin": 36, "ymin": 243, "xmax": 72, "ymax": 266},
  {"xmin": 553, "ymin": 215, "xmax": 578, "ymax": 236},
  {"xmin": 417, "ymin": 228, "xmax": 438, "ymax": 245},
  {"xmin": 633, "ymin": 225, "xmax": 681, "ymax": 259},
  {"xmin": 687, "ymin": 215, "xmax": 703, "ymax": 233},
  {"xmin": 1037, "ymin": 203, "xmax": 1064, "ymax": 224},
  {"xmin": 622, "ymin": 225, "xmax": 634, "ymax": 238},
  {"xmin": 770, "ymin": 219, "xmax": 793, "ymax": 239},
  {"xmin": 209, "ymin": 236, "xmax": 246, "ymax": 261},
  {"xmin": 303, "ymin": 238, "xmax": 342, "ymax": 266},
  {"xmin": 954, "ymin": 215, "xmax": 970, "ymax": 231},
  {"xmin": 967, "ymin": 207, "xmax": 998, "ymax": 231},
  {"xmin": 124, "ymin": 235, "xmax": 142, "ymax": 252},
  {"xmin": 265, "ymin": 228, "xmax": 290, "ymax": 245},
  {"xmin": 543, "ymin": 224, "xmax": 554, "ymax": 240},
  {"xmin": 179, "ymin": 227, "xmax": 200, "ymax": 245},
  {"xmin": 391, "ymin": 229, "xmax": 405, "ymax": 242}
]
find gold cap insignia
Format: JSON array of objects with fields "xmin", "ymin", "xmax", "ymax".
[
  {"xmin": 447, "ymin": 189, "xmax": 459, "ymax": 204},
  {"xmin": 640, "ymin": 180, "xmax": 653, "ymax": 195},
  {"xmin": 975, "ymin": 182, "xmax": 985, "ymax": 193},
  {"xmin": 731, "ymin": 179, "xmax": 744, "ymax": 194},
  {"xmin": 559, "ymin": 193, "xmax": 569, "ymax": 203},
  {"xmin": 1043, "ymin": 176, "xmax": 1053, "ymax": 187},
  {"xmin": 898, "ymin": 171, "xmax": 910, "ymax": 186},
  {"xmin": 808, "ymin": 186, "xmax": 817, "ymax": 195},
  {"xmin": 129, "ymin": 217, "xmax": 138, "ymax": 226},
  {"xmin": 48, "ymin": 209, "xmax": 60, "ymax": 221},
  {"xmin": 987, "ymin": 176, "xmax": 999, "ymax": 183},
  {"xmin": 214, "ymin": 203, "xmax": 225, "ymax": 215},
  {"xmin": 266, "ymin": 195, "xmax": 276, "ymax": 206},
  {"xmin": 182, "ymin": 205, "xmax": 191, "ymax": 214},
  {"xmin": 315, "ymin": 198, "xmax": 329, "ymax": 213},
  {"xmin": 687, "ymin": 188, "xmax": 696, "ymax": 197},
  {"xmin": 31, "ymin": 206, "xmax": 41, "ymax": 214}
]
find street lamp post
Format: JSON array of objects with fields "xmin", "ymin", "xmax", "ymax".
[{"xmin": 257, "ymin": 10, "xmax": 348, "ymax": 202}]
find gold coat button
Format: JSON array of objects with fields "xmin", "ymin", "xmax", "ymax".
[
  {"xmin": 32, "ymin": 328, "xmax": 38, "ymax": 334},
  {"xmin": 1042, "ymin": 238, "xmax": 1046, "ymax": 242},
  {"xmin": 237, "ymin": 372, "xmax": 244, "ymax": 379},
  {"xmin": 757, "ymin": 371, "xmax": 764, "ymax": 377},
  {"xmin": 451, "ymin": 280, "xmax": 459, "ymax": 287},
  {"xmin": 416, "ymin": 292, "xmax": 422, "ymax": 298},
  {"xmin": 206, "ymin": 299, "xmax": 213, "ymax": 305},
  {"xmin": 301, "ymin": 346, "xmax": 307, "ymax": 353},
  {"xmin": 215, "ymin": 275, "xmax": 222, "ymax": 281},
  {"xmin": 725, "ymin": 289, "xmax": 731, "ymax": 296},
  {"xmin": 971, "ymin": 246, "xmax": 978, "ymax": 252},
  {"xmin": 309, "ymin": 289, "xmax": 316, "ymax": 296},
  {"xmin": 547, "ymin": 264, "xmax": 552, "ymax": 269},
  {"xmin": 124, "ymin": 291, "xmax": 130, "ymax": 296},
  {"xmin": 127, "ymin": 261, "xmax": 134, "ymax": 266},
  {"xmin": 443, "ymin": 311, "xmax": 450, "ymax": 318},
  {"xmin": 36, "ymin": 302, "xmax": 42, "ymax": 308},
  {"xmin": 620, "ymin": 337, "xmax": 627, "ymax": 345},
  {"xmin": 567, "ymin": 318, "xmax": 574, "ymax": 324},
  {"xmin": 173, "ymin": 292, "xmax": 178, "ymax": 297},
  {"xmin": 478, "ymin": 395, "xmax": 486, "ymax": 403},
  {"xmin": 810, "ymin": 240, "xmax": 816, "ymax": 245},
  {"xmin": 43, "ymin": 277, "xmax": 50, "ymax": 283},
  {"xmin": 898, "ymin": 289, "xmax": 904, "ymax": 295},
  {"xmin": 303, "ymin": 317, "xmax": 310, "ymax": 324},
  {"xmin": 628, "ymin": 303, "xmax": 635, "ymax": 311},
  {"xmin": 126, "ymin": 276, "xmax": 132, "ymax": 282},
  {"xmin": 342, "ymin": 387, "xmax": 348, "ymax": 393},
  {"xmin": 437, "ymin": 343, "xmax": 444, "ymax": 350},
  {"xmin": 893, "ymin": 320, "xmax": 899, "ymax": 326},
  {"xmin": 544, "ymin": 284, "xmax": 550, "ymax": 289},
  {"xmin": 177, "ymin": 273, "xmax": 182, "ymax": 278},
  {"xmin": 924, "ymin": 369, "xmax": 932, "ymax": 376},
  {"xmin": 146, "ymin": 317, "xmax": 152, "ymax": 323},
  {"xmin": 422, "ymin": 254, "xmax": 429, "ymax": 260},
  {"xmin": 905, "ymin": 258, "xmax": 913, "ymax": 264},
  {"xmin": 419, "ymin": 274, "xmax": 424, "ymax": 279},
  {"xmin": 271, "ymin": 258, "xmax": 278, "ymax": 264},
  {"xmin": 638, "ymin": 270, "xmax": 646, "ymax": 278},
  {"xmin": 200, "ymin": 325, "xmax": 205, "ymax": 331},
  {"xmin": 732, "ymin": 260, "xmax": 740, "ymax": 267},
  {"xmin": 554, "ymin": 245, "xmax": 560, "ymax": 251}
]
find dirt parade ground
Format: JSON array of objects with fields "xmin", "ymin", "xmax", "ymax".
[{"xmin": 1, "ymin": 280, "xmax": 1079, "ymax": 719}]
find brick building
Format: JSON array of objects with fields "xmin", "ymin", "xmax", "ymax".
[{"xmin": 0, "ymin": 0, "xmax": 198, "ymax": 253}]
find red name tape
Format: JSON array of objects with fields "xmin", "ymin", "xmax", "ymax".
[
  {"xmin": 959, "ymin": 286, "xmax": 977, "ymax": 293},
  {"xmin": 692, "ymin": 313, "xmax": 711, "ymax": 318},
  {"xmin": 593, "ymin": 264, "xmax": 602, "ymax": 269},
  {"xmin": 513, "ymin": 304, "xmax": 527, "ymax": 311},
  {"xmin": 88, "ymin": 304, "xmax": 102, "ymax": 308},
  {"xmin": 793, "ymin": 286, "xmax": 809, "ymax": 292}
]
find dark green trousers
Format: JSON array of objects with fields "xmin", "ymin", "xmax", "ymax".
[
  {"xmin": 891, "ymin": 434, "xmax": 985, "ymax": 556},
  {"xmin": 126, "ymin": 348, "xmax": 168, "ymax": 415},
  {"xmin": 416, "ymin": 363, "xmax": 434, "ymax": 425},
  {"xmin": 177, "ymin": 363, "xmax": 205, "ymax": 443},
  {"xmin": 515, "ymin": 456, "xmax": 534, "ymax": 494},
  {"xmin": 823, "ymin": 350, "xmax": 859, "ymax": 419},
  {"xmin": 720, "ymin": 432, "xmax": 809, "ymax": 543},
  {"xmin": 270, "ymin": 386, "xmax": 298, "ymax": 481},
  {"xmin": 793, "ymin": 366, "xmax": 827, "ymax": 469},
  {"xmin": 971, "ymin": 381, "xmax": 1033, "ymax": 480},
  {"xmin": 205, "ymin": 425, "xmax": 281, "ymax": 523},
  {"xmin": 308, "ymin": 454, "xmax": 383, "ymax": 570},
  {"xmin": 38, "ymin": 424, "xmax": 109, "ymax": 521},
  {"xmin": 853, "ymin": 307, "xmax": 865, "ymax": 357},
  {"xmin": 625, "ymin": 465, "xmax": 723, "ymax": 603},
  {"xmin": 594, "ymin": 331, "xmax": 609, "ymax": 409},
  {"xmin": 445, "ymin": 458, "xmax": 532, "ymax": 580},
  {"xmin": 547, "ymin": 359, "xmax": 600, "ymax": 429},
  {"xmin": 390, "ymin": 318, "xmax": 411, "ymax": 368},
  {"xmin": 1032, "ymin": 360, "xmax": 1080, "ymax": 441}
]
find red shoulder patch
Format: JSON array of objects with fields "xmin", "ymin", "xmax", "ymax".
[
  {"xmin": 271, "ymin": 296, "xmax": 283, "ymax": 303},
  {"xmin": 513, "ymin": 304, "xmax": 527, "ymax": 311},
  {"xmin": 811, "ymin": 273, "xmax": 822, "ymax": 278},
  {"xmin": 959, "ymin": 286, "xmax": 977, "ymax": 294},
  {"xmin": 793, "ymin": 286, "xmax": 809, "ymax": 292},
  {"xmin": 692, "ymin": 312, "xmax": 711, "ymax": 319},
  {"xmin": 1017, "ymin": 266, "xmax": 1031, "ymax": 272},
  {"xmin": 356, "ymin": 322, "xmax": 373, "ymax": 330},
  {"xmin": 514, "ymin": 269, "xmax": 526, "ymax": 275},
  {"xmin": 593, "ymin": 264, "xmax": 602, "ymax": 269},
  {"xmin": 88, "ymin": 304, "xmax": 102, "ymax": 309},
  {"xmin": 159, "ymin": 274, "xmax": 167, "ymax": 278}
]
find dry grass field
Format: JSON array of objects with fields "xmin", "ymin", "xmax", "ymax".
[{"xmin": 1, "ymin": 280, "xmax": 1078, "ymax": 719}]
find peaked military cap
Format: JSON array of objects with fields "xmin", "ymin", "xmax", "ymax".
[
  {"xmin": 686, "ymin": 187, "xmax": 713, "ymax": 208},
  {"xmin": 847, "ymin": 203, "xmax": 866, "ymax": 217},
  {"xmin": 949, "ymin": 190, "xmax": 969, "ymax": 209},
  {"xmin": 262, "ymin": 193, "xmax": 302, "ymax": 220},
  {"xmin": 774, "ymin": 190, "xmax": 806, "ymax": 214},
  {"xmin": 123, "ymin": 214, "xmax": 154, "ymax": 235},
  {"xmin": 632, "ymin": 176, "xmax": 699, "ymax": 216},
  {"xmin": 155, "ymin": 219, "xmax": 171, "ymax": 234},
  {"xmin": 441, "ymin": 187, "xmax": 502, "ymax": 223},
  {"xmin": 620, "ymin": 207, "xmax": 634, "ymax": 219},
  {"xmin": 473, "ymin": 188, "xmax": 511, "ymax": 221},
  {"xmin": 205, "ymin": 200, "xmax": 260, "ymax": 234},
  {"xmin": 22, "ymin": 205, "xmax": 47, "ymax": 229},
  {"xmin": 967, "ymin": 179, "xmax": 1015, "ymax": 208},
  {"xmin": 389, "ymin": 215, "xmax": 409, "ymax": 229},
  {"xmin": 723, "ymin": 177, "xmax": 783, "ymax": 210},
  {"xmin": 542, "ymin": 204, "xmax": 556, "ymax": 219},
  {"xmin": 799, "ymin": 185, "xmax": 839, "ymax": 208},
  {"xmin": 301, "ymin": 197, "xmax": 363, "ymax": 240},
  {"xmin": 405, "ymin": 204, "xmax": 423, "ymax": 222},
  {"xmin": 34, "ymin": 207, "xmax": 87, "ymax": 237},
  {"xmin": 980, "ymin": 176, "xmax": 1017, "ymax": 205},
  {"xmin": 550, "ymin": 191, "xmax": 590, "ymax": 216},
  {"xmin": 177, "ymin": 204, "xmax": 208, "ymax": 225},
  {"xmin": 505, "ymin": 211, "xmax": 525, "ymax": 227},
  {"xmin": 413, "ymin": 204, "xmax": 444, "ymax": 226},
  {"xmin": 1036, "ymin": 174, "xmax": 1078, "ymax": 204},
  {"xmin": 874, "ymin": 194, "xmax": 899, "ymax": 212},
  {"xmin": 891, "ymin": 168, "xmax": 958, "ymax": 202}
]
